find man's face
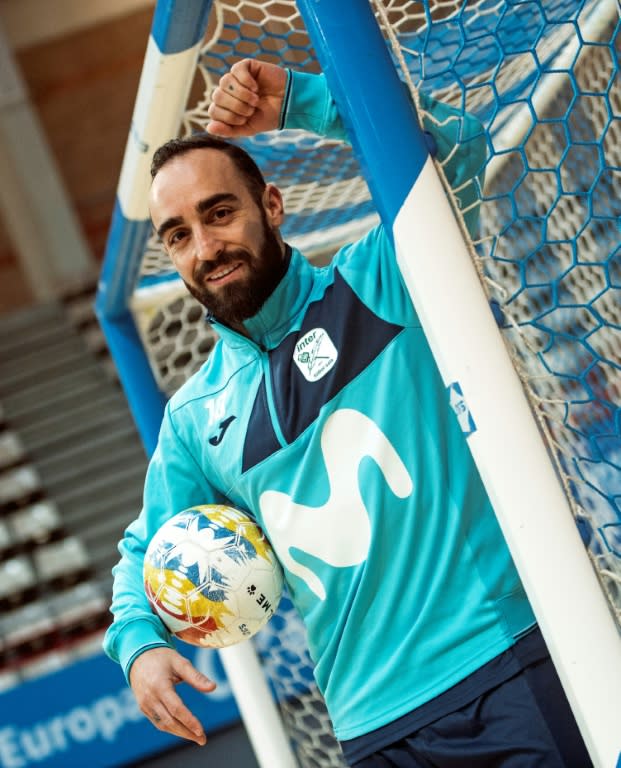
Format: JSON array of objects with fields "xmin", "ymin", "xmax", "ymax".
[{"xmin": 149, "ymin": 148, "xmax": 286, "ymax": 330}]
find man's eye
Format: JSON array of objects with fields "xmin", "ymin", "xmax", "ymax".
[
  {"xmin": 169, "ymin": 230, "xmax": 187, "ymax": 246},
  {"xmin": 212, "ymin": 207, "xmax": 231, "ymax": 221}
]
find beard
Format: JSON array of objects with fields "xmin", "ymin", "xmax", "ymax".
[{"xmin": 183, "ymin": 217, "xmax": 286, "ymax": 328}]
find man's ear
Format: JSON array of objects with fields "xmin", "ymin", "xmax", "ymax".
[{"xmin": 263, "ymin": 183, "xmax": 284, "ymax": 227}]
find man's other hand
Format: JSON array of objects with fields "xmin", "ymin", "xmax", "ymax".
[{"xmin": 129, "ymin": 646, "xmax": 216, "ymax": 745}]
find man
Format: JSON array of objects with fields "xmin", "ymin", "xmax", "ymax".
[{"xmin": 104, "ymin": 58, "xmax": 591, "ymax": 767}]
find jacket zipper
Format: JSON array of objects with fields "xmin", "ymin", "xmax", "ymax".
[
  {"xmin": 261, "ymin": 349, "xmax": 288, "ymax": 448},
  {"xmin": 214, "ymin": 320, "xmax": 288, "ymax": 449}
]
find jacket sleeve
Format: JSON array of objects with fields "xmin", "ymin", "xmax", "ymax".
[
  {"xmin": 102, "ymin": 402, "xmax": 228, "ymax": 682},
  {"xmin": 281, "ymin": 70, "xmax": 486, "ymax": 236}
]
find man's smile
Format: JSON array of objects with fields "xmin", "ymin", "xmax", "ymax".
[{"xmin": 205, "ymin": 262, "xmax": 244, "ymax": 285}]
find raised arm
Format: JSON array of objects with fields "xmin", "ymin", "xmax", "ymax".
[
  {"xmin": 207, "ymin": 58, "xmax": 347, "ymax": 142},
  {"xmin": 208, "ymin": 58, "xmax": 484, "ymax": 234}
]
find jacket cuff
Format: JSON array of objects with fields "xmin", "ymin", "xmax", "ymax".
[
  {"xmin": 114, "ymin": 617, "xmax": 175, "ymax": 683},
  {"xmin": 280, "ymin": 70, "xmax": 345, "ymax": 140}
]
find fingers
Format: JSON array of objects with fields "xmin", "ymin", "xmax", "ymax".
[
  {"xmin": 151, "ymin": 688, "xmax": 207, "ymax": 745},
  {"xmin": 173, "ymin": 654, "xmax": 217, "ymax": 694},
  {"xmin": 229, "ymin": 58, "xmax": 260, "ymax": 93},
  {"xmin": 216, "ymin": 71, "xmax": 260, "ymax": 113},
  {"xmin": 148, "ymin": 660, "xmax": 213, "ymax": 745},
  {"xmin": 206, "ymin": 58, "xmax": 287, "ymax": 137},
  {"xmin": 129, "ymin": 647, "xmax": 216, "ymax": 746},
  {"xmin": 205, "ymin": 119, "xmax": 237, "ymax": 138},
  {"xmin": 207, "ymin": 71, "xmax": 259, "ymax": 135}
]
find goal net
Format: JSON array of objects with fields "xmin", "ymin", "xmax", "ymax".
[{"xmin": 100, "ymin": 1, "xmax": 620, "ymax": 766}]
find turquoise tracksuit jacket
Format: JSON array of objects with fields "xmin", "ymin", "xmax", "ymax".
[{"xmin": 104, "ymin": 71, "xmax": 535, "ymax": 741}]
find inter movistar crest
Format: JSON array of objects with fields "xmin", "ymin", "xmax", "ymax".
[{"xmin": 293, "ymin": 327, "xmax": 337, "ymax": 382}]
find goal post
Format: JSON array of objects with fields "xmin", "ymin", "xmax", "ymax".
[
  {"xmin": 95, "ymin": 1, "xmax": 212, "ymax": 454},
  {"xmin": 295, "ymin": 1, "xmax": 621, "ymax": 766}
]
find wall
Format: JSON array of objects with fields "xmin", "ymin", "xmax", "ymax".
[{"xmin": 0, "ymin": 1, "xmax": 155, "ymax": 313}]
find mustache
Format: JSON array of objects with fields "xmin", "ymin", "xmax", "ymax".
[{"xmin": 193, "ymin": 250, "xmax": 251, "ymax": 283}]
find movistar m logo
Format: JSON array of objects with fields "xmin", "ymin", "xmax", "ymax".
[{"xmin": 259, "ymin": 409, "xmax": 413, "ymax": 599}]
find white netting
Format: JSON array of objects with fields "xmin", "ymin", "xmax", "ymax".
[
  {"xmin": 130, "ymin": 1, "xmax": 620, "ymax": 764},
  {"xmin": 378, "ymin": 0, "xmax": 621, "ymax": 621}
]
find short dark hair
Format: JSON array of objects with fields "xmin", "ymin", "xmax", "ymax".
[{"xmin": 150, "ymin": 133, "xmax": 267, "ymax": 205}]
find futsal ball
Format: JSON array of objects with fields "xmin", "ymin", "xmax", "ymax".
[{"xmin": 144, "ymin": 504, "xmax": 283, "ymax": 648}]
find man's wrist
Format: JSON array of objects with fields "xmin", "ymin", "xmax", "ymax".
[
  {"xmin": 278, "ymin": 68, "xmax": 293, "ymax": 130},
  {"xmin": 113, "ymin": 616, "xmax": 174, "ymax": 683}
]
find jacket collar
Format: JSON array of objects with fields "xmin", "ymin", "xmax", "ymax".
[{"xmin": 209, "ymin": 245, "xmax": 315, "ymax": 350}]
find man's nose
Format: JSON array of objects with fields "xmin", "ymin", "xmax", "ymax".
[{"xmin": 194, "ymin": 228, "xmax": 223, "ymax": 261}]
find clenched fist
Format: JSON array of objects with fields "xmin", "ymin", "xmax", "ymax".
[{"xmin": 207, "ymin": 58, "xmax": 288, "ymax": 138}]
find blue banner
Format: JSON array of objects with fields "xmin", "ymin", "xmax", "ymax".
[{"xmin": 0, "ymin": 647, "xmax": 239, "ymax": 768}]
